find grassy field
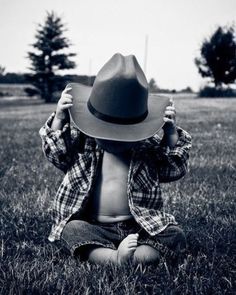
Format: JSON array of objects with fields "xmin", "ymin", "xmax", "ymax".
[
  {"xmin": 0, "ymin": 84, "xmax": 35, "ymax": 98},
  {"xmin": 0, "ymin": 96, "xmax": 235, "ymax": 294}
]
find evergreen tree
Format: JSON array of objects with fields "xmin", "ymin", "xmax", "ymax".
[
  {"xmin": 148, "ymin": 78, "xmax": 159, "ymax": 93},
  {"xmin": 0, "ymin": 65, "xmax": 5, "ymax": 76},
  {"xmin": 27, "ymin": 11, "xmax": 76, "ymax": 102},
  {"xmin": 195, "ymin": 25, "xmax": 236, "ymax": 88}
]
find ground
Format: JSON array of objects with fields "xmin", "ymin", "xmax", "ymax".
[{"xmin": 0, "ymin": 94, "xmax": 235, "ymax": 294}]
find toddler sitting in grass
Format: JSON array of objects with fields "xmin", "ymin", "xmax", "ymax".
[{"xmin": 39, "ymin": 53, "xmax": 191, "ymax": 265}]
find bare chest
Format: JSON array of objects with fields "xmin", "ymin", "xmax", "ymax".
[
  {"xmin": 100, "ymin": 151, "xmax": 130, "ymax": 182},
  {"xmin": 86, "ymin": 151, "xmax": 132, "ymax": 221}
]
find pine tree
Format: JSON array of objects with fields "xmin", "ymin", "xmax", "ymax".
[
  {"xmin": 148, "ymin": 78, "xmax": 159, "ymax": 93},
  {"xmin": 195, "ymin": 25, "xmax": 236, "ymax": 88},
  {"xmin": 0, "ymin": 65, "xmax": 5, "ymax": 76},
  {"xmin": 27, "ymin": 11, "xmax": 76, "ymax": 102}
]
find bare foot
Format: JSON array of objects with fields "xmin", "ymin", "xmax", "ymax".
[{"xmin": 116, "ymin": 233, "xmax": 139, "ymax": 264}]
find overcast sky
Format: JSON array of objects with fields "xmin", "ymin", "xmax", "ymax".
[{"xmin": 1, "ymin": 0, "xmax": 236, "ymax": 91}]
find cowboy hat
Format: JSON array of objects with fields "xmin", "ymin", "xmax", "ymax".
[{"xmin": 68, "ymin": 53, "xmax": 170, "ymax": 142}]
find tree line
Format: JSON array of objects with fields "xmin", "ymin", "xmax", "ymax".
[{"xmin": 1, "ymin": 11, "xmax": 236, "ymax": 101}]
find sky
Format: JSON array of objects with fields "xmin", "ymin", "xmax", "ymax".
[{"xmin": 0, "ymin": 0, "xmax": 236, "ymax": 91}]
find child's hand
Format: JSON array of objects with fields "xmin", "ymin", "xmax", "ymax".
[
  {"xmin": 56, "ymin": 86, "xmax": 73, "ymax": 121},
  {"xmin": 163, "ymin": 98, "xmax": 176, "ymax": 134}
]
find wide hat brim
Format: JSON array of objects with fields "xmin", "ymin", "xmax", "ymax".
[{"xmin": 68, "ymin": 83, "xmax": 171, "ymax": 142}]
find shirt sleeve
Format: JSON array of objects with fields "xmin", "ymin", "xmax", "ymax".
[
  {"xmin": 39, "ymin": 112, "xmax": 80, "ymax": 172},
  {"xmin": 153, "ymin": 127, "xmax": 192, "ymax": 183}
]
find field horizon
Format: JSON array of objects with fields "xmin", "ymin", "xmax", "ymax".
[{"xmin": 0, "ymin": 96, "xmax": 235, "ymax": 294}]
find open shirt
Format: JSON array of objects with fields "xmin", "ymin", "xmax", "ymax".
[{"xmin": 39, "ymin": 112, "xmax": 192, "ymax": 242}]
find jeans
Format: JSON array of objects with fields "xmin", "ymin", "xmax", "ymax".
[{"xmin": 61, "ymin": 217, "xmax": 186, "ymax": 262}]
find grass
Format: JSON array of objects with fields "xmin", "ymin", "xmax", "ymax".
[
  {"xmin": 0, "ymin": 84, "xmax": 33, "ymax": 98},
  {"xmin": 0, "ymin": 96, "xmax": 235, "ymax": 294}
]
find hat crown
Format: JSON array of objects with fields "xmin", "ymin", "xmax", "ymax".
[{"xmin": 88, "ymin": 53, "xmax": 149, "ymax": 124}]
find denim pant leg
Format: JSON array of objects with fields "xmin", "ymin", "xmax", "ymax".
[
  {"xmin": 61, "ymin": 219, "xmax": 117, "ymax": 258},
  {"xmin": 157, "ymin": 225, "xmax": 187, "ymax": 263},
  {"xmin": 138, "ymin": 225, "xmax": 186, "ymax": 261},
  {"xmin": 155, "ymin": 225, "xmax": 186, "ymax": 252}
]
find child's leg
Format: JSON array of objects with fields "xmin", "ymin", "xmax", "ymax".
[
  {"xmin": 134, "ymin": 245, "xmax": 160, "ymax": 263},
  {"xmin": 85, "ymin": 233, "xmax": 139, "ymax": 264},
  {"xmin": 83, "ymin": 245, "xmax": 117, "ymax": 264},
  {"xmin": 135, "ymin": 225, "xmax": 186, "ymax": 264},
  {"xmin": 61, "ymin": 219, "xmax": 117, "ymax": 261},
  {"xmin": 61, "ymin": 219, "xmax": 139, "ymax": 264},
  {"xmin": 156, "ymin": 225, "xmax": 186, "ymax": 256}
]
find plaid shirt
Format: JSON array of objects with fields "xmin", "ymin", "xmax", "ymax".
[{"xmin": 39, "ymin": 112, "xmax": 191, "ymax": 242}]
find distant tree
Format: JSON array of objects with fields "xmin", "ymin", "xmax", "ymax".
[
  {"xmin": 195, "ymin": 25, "xmax": 236, "ymax": 88},
  {"xmin": 0, "ymin": 73, "xmax": 27, "ymax": 84},
  {"xmin": 0, "ymin": 65, "xmax": 5, "ymax": 76},
  {"xmin": 27, "ymin": 11, "xmax": 76, "ymax": 102},
  {"xmin": 148, "ymin": 78, "xmax": 159, "ymax": 93},
  {"xmin": 180, "ymin": 86, "xmax": 193, "ymax": 93}
]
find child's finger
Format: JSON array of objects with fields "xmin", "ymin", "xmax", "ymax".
[
  {"xmin": 61, "ymin": 95, "xmax": 73, "ymax": 102},
  {"xmin": 60, "ymin": 103, "xmax": 73, "ymax": 110},
  {"xmin": 62, "ymin": 87, "xmax": 72, "ymax": 95},
  {"xmin": 129, "ymin": 234, "xmax": 138, "ymax": 238},
  {"xmin": 129, "ymin": 247, "xmax": 137, "ymax": 251},
  {"xmin": 129, "ymin": 241, "xmax": 138, "ymax": 247},
  {"xmin": 61, "ymin": 97, "xmax": 73, "ymax": 105},
  {"xmin": 169, "ymin": 97, "xmax": 174, "ymax": 107},
  {"xmin": 63, "ymin": 93, "xmax": 72, "ymax": 98},
  {"xmin": 166, "ymin": 106, "xmax": 176, "ymax": 112},
  {"xmin": 62, "ymin": 97, "xmax": 72, "ymax": 103},
  {"xmin": 165, "ymin": 110, "xmax": 175, "ymax": 118},
  {"xmin": 163, "ymin": 117, "xmax": 175, "ymax": 124}
]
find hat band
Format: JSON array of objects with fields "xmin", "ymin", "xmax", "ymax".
[{"xmin": 87, "ymin": 100, "xmax": 148, "ymax": 125}]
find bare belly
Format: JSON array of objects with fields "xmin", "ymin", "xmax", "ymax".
[
  {"xmin": 93, "ymin": 214, "xmax": 133, "ymax": 223},
  {"xmin": 88, "ymin": 180, "xmax": 132, "ymax": 222},
  {"xmin": 86, "ymin": 151, "xmax": 133, "ymax": 223}
]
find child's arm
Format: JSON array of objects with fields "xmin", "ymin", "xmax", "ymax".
[
  {"xmin": 161, "ymin": 98, "xmax": 179, "ymax": 148},
  {"xmin": 39, "ymin": 86, "xmax": 80, "ymax": 173},
  {"xmin": 155, "ymin": 100, "xmax": 192, "ymax": 182},
  {"xmin": 51, "ymin": 86, "xmax": 73, "ymax": 131},
  {"xmin": 157, "ymin": 127, "xmax": 192, "ymax": 182}
]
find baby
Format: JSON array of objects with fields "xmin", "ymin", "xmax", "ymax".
[{"xmin": 39, "ymin": 53, "xmax": 191, "ymax": 265}]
